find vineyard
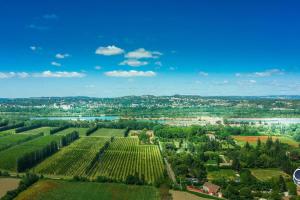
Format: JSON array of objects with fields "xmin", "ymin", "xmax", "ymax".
[
  {"xmin": 55, "ymin": 127, "xmax": 88, "ymax": 136},
  {"xmin": 34, "ymin": 137, "xmax": 110, "ymax": 177},
  {"xmin": 0, "ymin": 133, "xmax": 43, "ymax": 151},
  {"xmin": 88, "ymin": 137, "xmax": 165, "ymax": 184},
  {"xmin": 90, "ymin": 128, "xmax": 125, "ymax": 137}
]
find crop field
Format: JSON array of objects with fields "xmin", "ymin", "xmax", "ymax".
[
  {"xmin": 0, "ymin": 133, "xmax": 42, "ymax": 151},
  {"xmin": 90, "ymin": 128, "xmax": 125, "ymax": 137},
  {"xmin": 88, "ymin": 137, "xmax": 165, "ymax": 184},
  {"xmin": 15, "ymin": 180, "xmax": 160, "ymax": 200},
  {"xmin": 207, "ymin": 169, "xmax": 237, "ymax": 181},
  {"xmin": 34, "ymin": 137, "xmax": 109, "ymax": 177},
  {"xmin": 0, "ymin": 178, "xmax": 21, "ymax": 198},
  {"xmin": 233, "ymin": 135, "xmax": 299, "ymax": 147},
  {"xmin": 21, "ymin": 127, "xmax": 53, "ymax": 135},
  {"xmin": 250, "ymin": 168, "xmax": 290, "ymax": 181},
  {"xmin": 55, "ymin": 127, "xmax": 88, "ymax": 136},
  {"xmin": 0, "ymin": 128, "xmax": 17, "ymax": 136},
  {"xmin": 0, "ymin": 135, "xmax": 63, "ymax": 171}
]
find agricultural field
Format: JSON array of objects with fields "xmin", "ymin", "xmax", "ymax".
[
  {"xmin": 207, "ymin": 169, "xmax": 237, "ymax": 181},
  {"xmin": 88, "ymin": 137, "xmax": 165, "ymax": 184},
  {"xmin": 34, "ymin": 137, "xmax": 109, "ymax": 177},
  {"xmin": 0, "ymin": 135, "xmax": 63, "ymax": 171},
  {"xmin": 55, "ymin": 127, "xmax": 88, "ymax": 136},
  {"xmin": 250, "ymin": 168, "xmax": 290, "ymax": 181},
  {"xmin": 0, "ymin": 178, "xmax": 20, "ymax": 198},
  {"xmin": 21, "ymin": 127, "xmax": 53, "ymax": 135},
  {"xmin": 15, "ymin": 180, "xmax": 160, "ymax": 200},
  {"xmin": 90, "ymin": 128, "xmax": 125, "ymax": 137},
  {"xmin": 0, "ymin": 128, "xmax": 17, "ymax": 137},
  {"xmin": 0, "ymin": 133, "xmax": 42, "ymax": 151},
  {"xmin": 233, "ymin": 135, "xmax": 299, "ymax": 147}
]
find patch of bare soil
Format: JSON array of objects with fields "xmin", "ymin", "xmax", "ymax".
[
  {"xmin": 0, "ymin": 178, "xmax": 21, "ymax": 198},
  {"xmin": 170, "ymin": 190, "xmax": 211, "ymax": 200}
]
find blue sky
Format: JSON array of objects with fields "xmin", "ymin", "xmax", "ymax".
[{"xmin": 0, "ymin": 0, "xmax": 300, "ymax": 97}]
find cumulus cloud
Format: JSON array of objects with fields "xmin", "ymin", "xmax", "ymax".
[
  {"xmin": 252, "ymin": 69, "xmax": 284, "ymax": 77},
  {"xmin": 34, "ymin": 71, "xmax": 86, "ymax": 78},
  {"xmin": 104, "ymin": 70, "xmax": 156, "ymax": 77},
  {"xmin": 199, "ymin": 71, "xmax": 209, "ymax": 76},
  {"xmin": 125, "ymin": 48, "xmax": 162, "ymax": 59},
  {"xmin": 119, "ymin": 59, "xmax": 148, "ymax": 67},
  {"xmin": 55, "ymin": 53, "xmax": 70, "ymax": 59},
  {"xmin": 95, "ymin": 45, "xmax": 124, "ymax": 56},
  {"xmin": 95, "ymin": 66, "xmax": 102, "ymax": 70},
  {"xmin": 51, "ymin": 61, "xmax": 61, "ymax": 67},
  {"xmin": 0, "ymin": 72, "xmax": 29, "ymax": 79}
]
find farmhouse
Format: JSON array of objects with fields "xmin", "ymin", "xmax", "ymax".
[{"xmin": 203, "ymin": 182, "xmax": 222, "ymax": 197}]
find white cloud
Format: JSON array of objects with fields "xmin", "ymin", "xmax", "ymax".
[
  {"xmin": 95, "ymin": 45, "xmax": 124, "ymax": 56},
  {"xmin": 125, "ymin": 48, "xmax": 162, "ymax": 59},
  {"xmin": 155, "ymin": 61, "xmax": 162, "ymax": 66},
  {"xmin": 28, "ymin": 24, "xmax": 49, "ymax": 30},
  {"xmin": 0, "ymin": 72, "xmax": 29, "ymax": 79},
  {"xmin": 252, "ymin": 69, "xmax": 284, "ymax": 77},
  {"xmin": 119, "ymin": 59, "xmax": 148, "ymax": 67},
  {"xmin": 55, "ymin": 53, "xmax": 70, "ymax": 59},
  {"xmin": 85, "ymin": 84, "xmax": 95, "ymax": 88},
  {"xmin": 51, "ymin": 61, "xmax": 61, "ymax": 67},
  {"xmin": 43, "ymin": 14, "xmax": 58, "ymax": 20},
  {"xmin": 223, "ymin": 80, "xmax": 229, "ymax": 84},
  {"xmin": 199, "ymin": 71, "xmax": 209, "ymax": 76},
  {"xmin": 235, "ymin": 73, "xmax": 241, "ymax": 77},
  {"xmin": 95, "ymin": 66, "xmax": 102, "ymax": 70},
  {"xmin": 30, "ymin": 46, "xmax": 37, "ymax": 51},
  {"xmin": 249, "ymin": 79, "xmax": 257, "ymax": 83},
  {"xmin": 104, "ymin": 70, "xmax": 156, "ymax": 77},
  {"xmin": 34, "ymin": 71, "xmax": 86, "ymax": 78}
]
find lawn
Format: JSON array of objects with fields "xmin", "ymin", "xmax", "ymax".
[
  {"xmin": 207, "ymin": 169, "xmax": 237, "ymax": 181},
  {"xmin": 90, "ymin": 128, "xmax": 125, "ymax": 137},
  {"xmin": 55, "ymin": 128, "xmax": 88, "ymax": 136},
  {"xmin": 15, "ymin": 180, "xmax": 160, "ymax": 200},
  {"xmin": 233, "ymin": 135, "xmax": 299, "ymax": 147},
  {"xmin": 250, "ymin": 168, "xmax": 290, "ymax": 181}
]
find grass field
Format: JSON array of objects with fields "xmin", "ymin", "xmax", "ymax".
[
  {"xmin": 0, "ymin": 135, "xmax": 63, "ymax": 171},
  {"xmin": 15, "ymin": 180, "xmax": 160, "ymax": 200},
  {"xmin": 0, "ymin": 133, "xmax": 42, "ymax": 151},
  {"xmin": 56, "ymin": 127, "xmax": 88, "ymax": 136},
  {"xmin": 88, "ymin": 137, "xmax": 165, "ymax": 184},
  {"xmin": 34, "ymin": 137, "xmax": 110, "ymax": 177},
  {"xmin": 233, "ymin": 135, "xmax": 299, "ymax": 147},
  {"xmin": 90, "ymin": 128, "xmax": 125, "ymax": 137},
  {"xmin": 207, "ymin": 169, "xmax": 237, "ymax": 181},
  {"xmin": 250, "ymin": 168, "xmax": 290, "ymax": 181},
  {"xmin": 0, "ymin": 128, "xmax": 17, "ymax": 136},
  {"xmin": 21, "ymin": 127, "xmax": 53, "ymax": 135}
]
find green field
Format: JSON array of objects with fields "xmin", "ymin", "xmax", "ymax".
[
  {"xmin": 207, "ymin": 169, "xmax": 237, "ymax": 181},
  {"xmin": 250, "ymin": 168, "xmax": 290, "ymax": 181},
  {"xmin": 21, "ymin": 127, "xmax": 53, "ymax": 135},
  {"xmin": 0, "ymin": 133, "xmax": 42, "ymax": 151},
  {"xmin": 15, "ymin": 180, "xmax": 160, "ymax": 200},
  {"xmin": 90, "ymin": 128, "xmax": 125, "ymax": 137},
  {"xmin": 56, "ymin": 127, "xmax": 88, "ymax": 136},
  {"xmin": 0, "ymin": 135, "xmax": 63, "ymax": 171},
  {"xmin": 0, "ymin": 128, "xmax": 17, "ymax": 136},
  {"xmin": 88, "ymin": 137, "xmax": 165, "ymax": 184},
  {"xmin": 34, "ymin": 137, "xmax": 110, "ymax": 177}
]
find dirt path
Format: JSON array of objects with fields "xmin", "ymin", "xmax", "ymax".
[
  {"xmin": 170, "ymin": 190, "xmax": 211, "ymax": 200},
  {"xmin": 164, "ymin": 158, "xmax": 176, "ymax": 183}
]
